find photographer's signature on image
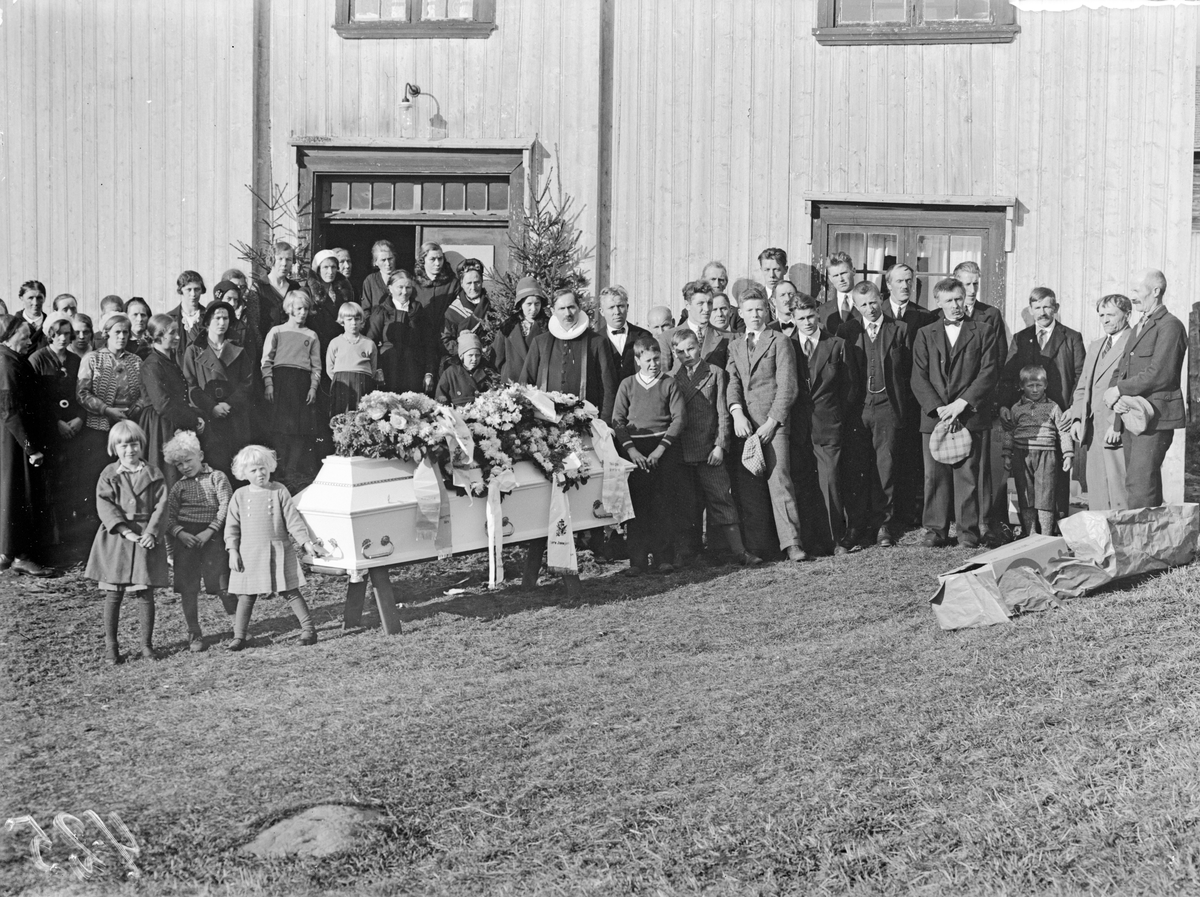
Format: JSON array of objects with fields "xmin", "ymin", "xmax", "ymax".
[{"xmin": 5, "ymin": 810, "xmax": 141, "ymax": 880}]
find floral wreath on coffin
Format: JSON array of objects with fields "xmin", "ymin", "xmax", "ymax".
[{"xmin": 329, "ymin": 385, "xmax": 598, "ymax": 496}]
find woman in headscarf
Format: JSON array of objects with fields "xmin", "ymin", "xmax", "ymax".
[
  {"xmin": 493, "ymin": 276, "xmax": 547, "ymax": 383},
  {"xmin": 29, "ymin": 312, "xmax": 86, "ymax": 548},
  {"xmin": 182, "ymin": 301, "xmax": 254, "ymax": 476},
  {"xmin": 440, "ymin": 257, "xmax": 494, "ymax": 366},
  {"xmin": 306, "ymin": 249, "xmax": 355, "ymax": 359}
]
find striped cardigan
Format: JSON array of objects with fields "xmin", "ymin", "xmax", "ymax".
[{"xmin": 77, "ymin": 349, "xmax": 144, "ymax": 432}]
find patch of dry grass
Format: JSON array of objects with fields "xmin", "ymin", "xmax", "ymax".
[{"xmin": 4, "ymin": 536, "xmax": 1200, "ymax": 896}]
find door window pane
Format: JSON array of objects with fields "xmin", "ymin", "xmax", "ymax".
[
  {"xmin": 351, "ymin": 0, "xmax": 382, "ymax": 21},
  {"xmin": 444, "ymin": 182, "xmax": 466, "ymax": 211},
  {"xmin": 916, "ymin": 234, "xmax": 950, "ymax": 276},
  {"xmin": 422, "ymin": 0, "xmax": 474, "ymax": 20},
  {"xmin": 330, "ymin": 182, "xmax": 350, "ymax": 212},
  {"xmin": 351, "ymin": 182, "xmax": 372, "ymax": 211},
  {"xmin": 864, "ymin": 232, "xmax": 898, "ymax": 287},
  {"xmin": 466, "ymin": 182, "xmax": 488, "ymax": 210},
  {"xmin": 372, "ymin": 183, "xmax": 393, "ymax": 211},
  {"xmin": 948, "ymin": 235, "xmax": 982, "ymax": 271},
  {"xmin": 421, "ymin": 182, "xmax": 444, "ymax": 211},
  {"xmin": 830, "ymin": 231, "xmax": 867, "ymax": 270},
  {"xmin": 488, "ymin": 182, "xmax": 509, "ymax": 211},
  {"xmin": 393, "ymin": 181, "xmax": 416, "ymax": 211}
]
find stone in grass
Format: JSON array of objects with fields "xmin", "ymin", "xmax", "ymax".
[{"xmin": 242, "ymin": 805, "xmax": 383, "ymax": 858}]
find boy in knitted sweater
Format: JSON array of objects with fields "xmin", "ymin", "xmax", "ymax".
[
  {"xmin": 1002, "ymin": 365, "xmax": 1074, "ymax": 537},
  {"xmin": 612, "ymin": 336, "xmax": 686, "ymax": 575}
]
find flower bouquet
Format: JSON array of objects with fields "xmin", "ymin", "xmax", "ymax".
[
  {"xmin": 330, "ymin": 391, "xmax": 456, "ymax": 463},
  {"xmin": 456, "ymin": 384, "xmax": 597, "ymax": 494}
]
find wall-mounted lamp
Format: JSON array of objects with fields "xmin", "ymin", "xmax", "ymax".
[{"xmin": 398, "ymin": 82, "xmax": 421, "ymax": 139}]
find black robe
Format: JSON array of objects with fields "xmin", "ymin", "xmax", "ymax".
[
  {"xmin": 0, "ymin": 345, "xmax": 51, "ymax": 558},
  {"xmin": 517, "ymin": 328, "xmax": 619, "ymax": 423}
]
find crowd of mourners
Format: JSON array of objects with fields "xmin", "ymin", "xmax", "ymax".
[{"xmin": 0, "ymin": 239, "xmax": 1186, "ymax": 662}]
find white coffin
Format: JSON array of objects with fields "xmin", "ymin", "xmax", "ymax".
[{"xmin": 296, "ymin": 442, "xmax": 629, "ymax": 575}]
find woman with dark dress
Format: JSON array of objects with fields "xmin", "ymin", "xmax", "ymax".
[
  {"xmin": 0, "ymin": 315, "xmax": 53, "ymax": 575},
  {"xmin": 29, "ymin": 313, "xmax": 86, "ymax": 547},
  {"xmin": 125, "ymin": 297, "xmax": 154, "ymax": 359},
  {"xmin": 140, "ymin": 314, "xmax": 206, "ymax": 492},
  {"xmin": 493, "ymin": 277, "xmax": 548, "ymax": 383},
  {"xmin": 367, "ymin": 270, "xmax": 437, "ymax": 395},
  {"xmin": 413, "ymin": 242, "xmax": 460, "ymax": 332},
  {"xmin": 254, "ymin": 242, "xmax": 296, "ymax": 338},
  {"xmin": 182, "ymin": 302, "xmax": 254, "ymax": 477}
]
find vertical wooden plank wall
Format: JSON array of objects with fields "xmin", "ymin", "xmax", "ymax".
[
  {"xmin": 0, "ymin": 0, "xmax": 255, "ymax": 318},
  {"xmin": 605, "ymin": 2, "xmax": 1197, "ymax": 343},
  {"xmin": 267, "ymin": 0, "xmax": 603, "ymax": 282}
]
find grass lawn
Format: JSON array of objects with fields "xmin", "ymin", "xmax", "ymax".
[{"xmin": 4, "ymin": 532, "xmax": 1200, "ymax": 896}]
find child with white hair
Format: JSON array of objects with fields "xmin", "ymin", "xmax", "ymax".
[
  {"xmin": 224, "ymin": 444, "xmax": 322, "ymax": 651},
  {"xmin": 165, "ymin": 431, "xmax": 233, "ymax": 652}
]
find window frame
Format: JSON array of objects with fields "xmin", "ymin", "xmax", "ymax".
[
  {"xmin": 813, "ymin": 0, "xmax": 1019, "ymax": 46},
  {"xmin": 809, "ymin": 201, "xmax": 1009, "ymax": 310},
  {"xmin": 333, "ymin": 0, "xmax": 497, "ymax": 40}
]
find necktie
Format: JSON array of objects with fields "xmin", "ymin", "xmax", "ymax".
[
  {"xmin": 867, "ymin": 322, "xmax": 878, "ymax": 341},
  {"xmin": 803, "ymin": 339, "xmax": 814, "ymax": 358},
  {"xmin": 1038, "ymin": 329, "xmax": 1049, "ymax": 348},
  {"xmin": 747, "ymin": 332, "xmax": 757, "ymax": 353},
  {"xmin": 697, "ymin": 325, "xmax": 706, "ymax": 342},
  {"xmin": 1100, "ymin": 335, "xmax": 1111, "ymax": 356},
  {"xmin": 610, "ymin": 327, "xmax": 625, "ymax": 335},
  {"xmin": 840, "ymin": 296, "xmax": 851, "ymax": 320}
]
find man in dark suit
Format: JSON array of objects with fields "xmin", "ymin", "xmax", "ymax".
[
  {"xmin": 882, "ymin": 263, "xmax": 935, "ymax": 527},
  {"xmin": 595, "ymin": 285, "xmax": 653, "ymax": 381},
  {"xmin": 1000, "ymin": 286, "xmax": 1086, "ymax": 518},
  {"xmin": 785, "ymin": 294, "xmax": 856, "ymax": 555},
  {"xmin": 953, "ymin": 260, "xmax": 1009, "ymax": 545},
  {"xmin": 726, "ymin": 294, "xmax": 808, "ymax": 562},
  {"xmin": 661, "ymin": 280, "xmax": 730, "ymax": 373},
  {"xmin": 911, "ymin": 278, "xmax": 1001, "ymax": 548},
  {"xmin": 842, "ymin": 281, "xmax": 911, "ymax": 548},
  {"xmin": 817, "ymin": 250, "xmax": 861, "ymax": 334},
  {"xmin": 1104, "ymin": 269, "xmax": 1187, "ymax": 508}
]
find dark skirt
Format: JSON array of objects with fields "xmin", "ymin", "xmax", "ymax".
[
  {"xmin": 270, "ymin": 367, "xmax": 318, "ymax": 436},
  {"xmin": 329, "ymin": 371, "xmax": 376, "ymax": 418}
]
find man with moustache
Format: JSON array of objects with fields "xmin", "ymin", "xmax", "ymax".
[
  {"xmin": 596, "ymin": 285, "xmax": 653, "ymax": 381},
  {"xmin": 953, "ymin": 260, "xmax": 1009, "ymax": 544},
  {"xmin": 1103, "ymin": 268, "xmax": 1186, "ymax": 508},
  {"xmin": 882, "ymin": 263, "xmax": 935, "ymax": 527},
  {"xmin": 842, "ymin": 281, "xmax": 910, "ymax": 548},
  {"xmin": 662, "ymin": 280, "xmax": 730, "ymax": 373},
  {"xmin": 818, "ymin": 251, "xmax": 862, "ymax": 334},
  {"xmin": 911, "ymin": 278, "xmax": 1000, "ymax": 548},
  {"xmin": 1000, "ymin": 287, "xmax": 1086, "ymax": 520}
]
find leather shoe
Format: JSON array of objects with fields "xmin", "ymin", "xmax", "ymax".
[
  {"xmin": 786, "ymin": 546, "xmax": 811, "ymax": 562},
  {"xmin": 0, "ymin": 555, "xmax": 11, "ymax": 571},
  {"xmin": 298, "ymin": 630, "xmax": 318, "ymax": 647},
  {"xmin": 877, "ymin": 528, "xmax": 895, "ymax": 548},
  {"xmin": 958, "ymin": 536, "xmax": 980, "ymax": 549},
  {"xmin": 833, "ymin": 545, "xmax": 850, "ymax": 557},
  {"xmin": 11, "ymin": 557, "xmax": 52, "ymax": 577},
  {"xmin": 921, "ymin": 531, "xmax": 949, "ymax": 548},
  {"xmin": 226, "ymin": 638, "xmax": 248, "ymax": 652},
  {"xmin": 734, "ymin": 551, "xmax": 764, "ymax": 566}
]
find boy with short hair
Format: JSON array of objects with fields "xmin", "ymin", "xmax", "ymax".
[
  {"xmin": 671, "ymin": 329, "xmax": 761, "ymax": 566},
  {"xmin": 435, "ymin": 331, "xmax": 497, "ymax": 406},
  {"xmin": 612, "ymin": 336, "xmax": 686, "ymax": 575},
  {"xmin": 164, "ymin": 431, "xmax": 233, "ymax": 652},
  {"xmin": 1002, "ymin": 364, "xmax": 1074, "ymax": 537}
]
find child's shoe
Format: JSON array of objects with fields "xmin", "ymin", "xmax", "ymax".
[
  {"xmin": 298, "ymin": 629, "xmax": 318, "ymax": 647},
  {"xmin": 106, "ymin": 645, "xmax": 125, "ymax": 666},
  {"xmin": 188, "ymin": 635, "xmax": 207, "ymax": 653},
  {"xmin": 226, "ymin": 638, "xmax": 248, "ymax": 652},
  {"xmin": 139, "ymin": 646, "xmax": 160, "ymax": 661}
]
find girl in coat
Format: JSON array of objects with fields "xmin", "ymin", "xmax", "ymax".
[
  {"xmin": 140, "ymin": 314, "xmax": 206, "ymax": 493},
  {"xmin": 493, "ymin": 279, "xmax": 547, "ymax": 383},
  {"xmin": 224, "ymin": 444, "xmax": 321, "ymax": 651},
  {"xmin": 84, "ymin": 420, "xmax": 170, "ymax": 665}
]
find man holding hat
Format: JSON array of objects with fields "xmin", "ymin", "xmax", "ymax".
[{"xmin": 911, "ymin": 278, "xmax": 1000, "ymax": 548}]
